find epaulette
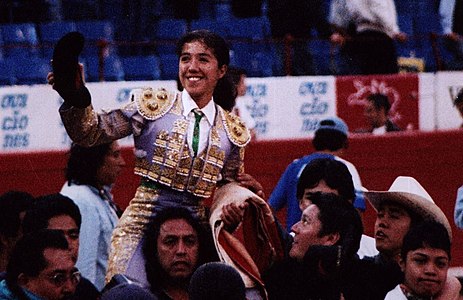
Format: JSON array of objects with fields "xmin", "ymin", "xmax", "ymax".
[
  {"xmin": 221, "ymin": 108, "xmax": 251, "ymax": 147},
  {"xmin": 135, "ymin": 87, "xmax": 176, "ymax": 120}
]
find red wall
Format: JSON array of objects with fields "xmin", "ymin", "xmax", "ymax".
[{"xmin": 1, "ymin": 130, "xmax": 463, "ymax": 265}]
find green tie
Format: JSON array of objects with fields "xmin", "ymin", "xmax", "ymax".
[{"xmin": 192, "ymin": 109, "xmax": 203, "ymax": 156}]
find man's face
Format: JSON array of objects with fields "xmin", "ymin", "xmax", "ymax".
[
  {"xmin": 374, "ymin": 203, "xmax": 412, "ymax": 258},
  {"xmin": 178, "ymin": 40, "xmax": 226, "ymax": 107},
  {"xmin": 400, "ymin": 247, "xmax": 449, "ymax": 298},
  {"xmin": 96, "ymin": 141, "xmax": 126, "ymax": 187},
  {"xmin": 290, "ymin": 204, "xmax": 335, "ymax": 261},
  {"xmin": 299, "ymin": 179, "xmax": 340, "ymax": 211},
  {"xmin": 236, "ymin": 74, "xmax": 247, "ymax": 97},
  {"xmin": 23, "ymin": 248, "xmax": 78, "ymax": 300},
  {"xmin": 364, "ymin": 101, "xmax": 384, "ymax": 128},
  {"xmin": 156, "ymin": 218, "xmax": 199, "ymax": 281},
  {"xmin": 47, "ymin": 215, "xmax": 80, "ymax": 262}
]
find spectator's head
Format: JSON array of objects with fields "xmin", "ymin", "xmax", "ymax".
[
  {"xmin": 364, "ymin": 94, "xmax": 391, "ymax": 128},
  {"xmin": 22, "ymin": 193, "xmax": 81, "ymax": 262},
  {"xmin": 143, "ymin": 207, "xmax": 213, "ymax": 292},
  {"xmin": 312, "ymin": 117, "xmax": 349, "ymax": 152},
  {"xmin": 228, "ymin": 66, "xmax": 247, "ymax": 97},
  {"xmin": 6, "ymin": 229, "xmax": 79, "ymax": 300},
  {"xmin": 453, "ymin": 88, "xmax": 463, "ymax": 120},
  {"xmin": 366, "ymin": 176, "xmax": 451, "ymax": 260},
  {"xmin": 399, "ymin": 221, "xmax": 451, "ymax": 298},
  {"xmin": 176, "ymin": 30, "xmax": 230, "ymax": 109},
  {"xmin": 189, "ymin": 262, "xmax": 245, "ymax": 300},
  {"xmin": 297, "ymin": 158, "xmax": 355, "ymax": 211},
  {"xmin": 0, "ymin": 190, "xmax": 34, "ymax": 271},
  {"xmin": 101, "ymin": 283, "xmax": 158, "ymax": 300},
  {"xmin": 65, "ymin": 141, "xmax": 125, "ymax": 189},
  {"xmin": 290, "ymin": 193, "xmax": 363, "ymax": 261}
]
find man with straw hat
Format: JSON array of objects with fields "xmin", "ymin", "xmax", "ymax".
[{"xmin": 342, "ymin": 176, "xmax": 459, "ymax": 300}]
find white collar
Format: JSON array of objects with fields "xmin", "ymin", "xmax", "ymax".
[{"xmin": 181, "ymin": 90, "xmax": 216, "ymax": 125}]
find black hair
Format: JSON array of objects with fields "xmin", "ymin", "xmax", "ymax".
[
  {"xmin": 22, "ymin": 193, "xmax": 82, "ymax": 234},
  {"xmin": 0, "ymin": 191, "xmax": 34, "ymax": 238},
  {"xmin": 367, "ymin": 93, "xmax": 391, "ymax": 114},
  {"xmin": 227, "ymin": 66, "xmax": 247, "ymax": 86},
  {"xmin": 454, "ymin": 88, "xmax": 463, "ymax": 105},
  {"xmin": 312, "ymin": 128, "xmax": 348, "ymax": 151},
  {"xmin": 65, "ymin": 142, "xmax": 113, "ymax": 188},
  {"xmin": 176, "ymin": 29, "xmax": 230, "ymax": 68},
  {"xmin": 176, "ymin": 30, "xmax": 235, "ymax": 111},
  {"xmin": 296, "ymin": 158, "xmax": 355, "ymax": 203},
  {"xmin": 6, "ymin": 229, "xmax": 69, "ymax": 300},
  {"xmin": 311, "ymin": 193, "xmax": 363, "ymax": 257},
  {"xmin": 401, "ymin": 221, "xmax": 451, "ymax": 260},
  {"xmin": 143, "ymin": 207, "xmax": 217, "ymax": 293}
]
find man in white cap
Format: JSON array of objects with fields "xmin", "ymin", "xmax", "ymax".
[{"xmin": 342, "ymin": 176, "xmax": 459, "ymax": 300}]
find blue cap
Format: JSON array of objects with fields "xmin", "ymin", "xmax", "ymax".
[{"xmin": 315, "ymin": 116, "xmax": 348, "ymax": 136}]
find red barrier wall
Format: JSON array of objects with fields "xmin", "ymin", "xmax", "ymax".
[{"xmin": 1, "ymin": 129, "xmax": 463, "ymax": 265}]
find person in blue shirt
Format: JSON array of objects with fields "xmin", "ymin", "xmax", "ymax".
[{"xmin": 268, "ymin": 116, "xmax": 365, "ymax": 232}]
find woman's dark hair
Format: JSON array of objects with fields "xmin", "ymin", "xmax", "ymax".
[
  {"xmin": 143, "ymin": 207, "xmax": 217, "ymax": 293},
  {"xmin": 176, "ymin": 30, "xmax": 234, "ymax": 111},
  {"xmin": 6, "ymin": 230, "xmax": 68, "ymax": 300},
  {"xmin": 176, "ymin": 29, "xmax": 230, "ymax": 68},
  {"xmin": 65, "ymin": 142, "xmax": 112, "ymax": 187},
  {"xmin": 296, "ymin": 158, "xmax": 355, "ymax": 203}
]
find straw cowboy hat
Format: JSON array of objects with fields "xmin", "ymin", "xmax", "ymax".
[{"xmin": 365, "ymin": 176, "xmax": 452, "ymax": 239}]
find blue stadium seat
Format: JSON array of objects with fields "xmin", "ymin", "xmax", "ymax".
[
  {"xmin": 121, "ymin": 55, "xmax": 162, "ymax": 81},
  {"xmin": 230, "ymin": 46, "xmax": 274, "ymax": 77},
  {"xmin": 0, "ymin": 23, "xmax": 40, "ymax": 58},
  {"xmin": 190, "ymin": 19, "xmax": 229, "ymax": 38},
  {"xmin": 75, "ymin": 20, "xmax": 116, "ymax": 57},
  {"xmin": 153, "ymin": 19, "xmax": 187, "ymax": 55},
  {"xmin": 39, "ymin": 21, "xmax": 78, "ymax": 59},
  {"xmin": 12, "ymin": 57, "xmax": 51, "ymax": 85},
  {"xmin": 85, "ymin": 55, "xmax": 125, "ymax": 82},
  {"xmin": 226, "ymin": 16, "xmax": 271, "ymax": 41},
  {"xmin": 0, "ymin": 59, "xmax": 16, "ymax": 86},
  {"xmin": 159, "ymin": 53, "xmax": 179, "ymax": 80}
]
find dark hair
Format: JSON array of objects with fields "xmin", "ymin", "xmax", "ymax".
[
  {"xmin": 176, "ymin": 29, "xmax": 230, "ymax": 68},
  {"xmin": 311, "ymin": 193, "xmax": 363, "ymax": 256},
  {"xmin": 0, "ymin": 191, "xmax": 34, "ymax": 238},
  {"xmin": 6, "ymin": 229, "xmax": 69, "ymax": 299},
  {"xmin": 367, "ymin": 93, "xmax": 391, "ymax": 114},
  {"xmin": 189, "ymin": 262, "xmax": 245, "ymax": 300},
  {"xmin": 401, "ymin": 221, "xmax": 451, "ymax": 260},
  {"xmin": 296, "ymin": 158, "xmax": 355, "ymax": 202},
  {"xmin": 176, "ymin": 30, "xmax": 234, "ymax": 111},
  {"xmin": 65, "ymin": 142, "xmax": 112, "ymax": 187},
  {"xmin": 22, "ymin": 193, "xmax": 82, "ymax": 234},
  {"xmin": 312, "ymin": 128, "xmax": 348, "ymax": 151},
  {"xmin": 143, "ymin": 207, "xmax": 217, "ymax": 292},
  {"xmin": 454, "ymin": 88, "xmax": 463, "ymax": 105},
  {"xmin": 227, "ymin": 66, "xmax": 247, "ymax": 86}
]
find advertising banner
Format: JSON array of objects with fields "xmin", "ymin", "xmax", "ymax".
[
  {"xmin": 434, "ymin": 71, "xmax": 463, "ymax": 129},
  {"xmin": 335, "ymin": 74, "xmax": 420, "ymax": 132}
]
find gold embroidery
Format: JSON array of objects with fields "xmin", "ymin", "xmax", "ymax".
[
  {"xmin": 220, "ymin": 108, "xmax": 251, "ymax": 147},
  {"xmin": 135, "ymin": 87, "xmax": 176, "ymax": 120}
]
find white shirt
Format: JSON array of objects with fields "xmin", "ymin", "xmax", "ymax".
[
  {"xmin": 384, "ymin": 284, "xmax": 407, "ymax": 300},
  {"xmin": 181, "ymin": 89, "xmax": 216, "ymax": 156},
  {"xmin": 372, "ymin": 125, "xmax": 387, "ymax": 135}
]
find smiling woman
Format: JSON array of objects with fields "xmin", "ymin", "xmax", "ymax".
[{"xmin": 49, "ymin": 29, "xmax": 251, "ymax": 286}]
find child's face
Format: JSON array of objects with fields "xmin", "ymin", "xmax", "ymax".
[{"xmin": 400, "ymin": 246, "xmax": 449, "ymax": 298}]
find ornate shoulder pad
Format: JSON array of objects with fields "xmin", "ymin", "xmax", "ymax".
[
  {"xmin": 221, "ymin": 108, "xmax": 251, "ymax": 147},
  {"xmin": 135, "ymin": 87, "xmax": 176, "ymax": 120}
]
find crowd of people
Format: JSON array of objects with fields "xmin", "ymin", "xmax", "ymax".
[
  {"xmin": 0, "ymin": 18, "xmax": 463, "ymax": 300},
  {"xmin": 2, "ymin": 0, "xmax": 463, "ymax": 79}
]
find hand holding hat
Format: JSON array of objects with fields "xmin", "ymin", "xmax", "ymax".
[{"xmin": 51, "ymin": 31, "xmax": 91, "ymax": 108}]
